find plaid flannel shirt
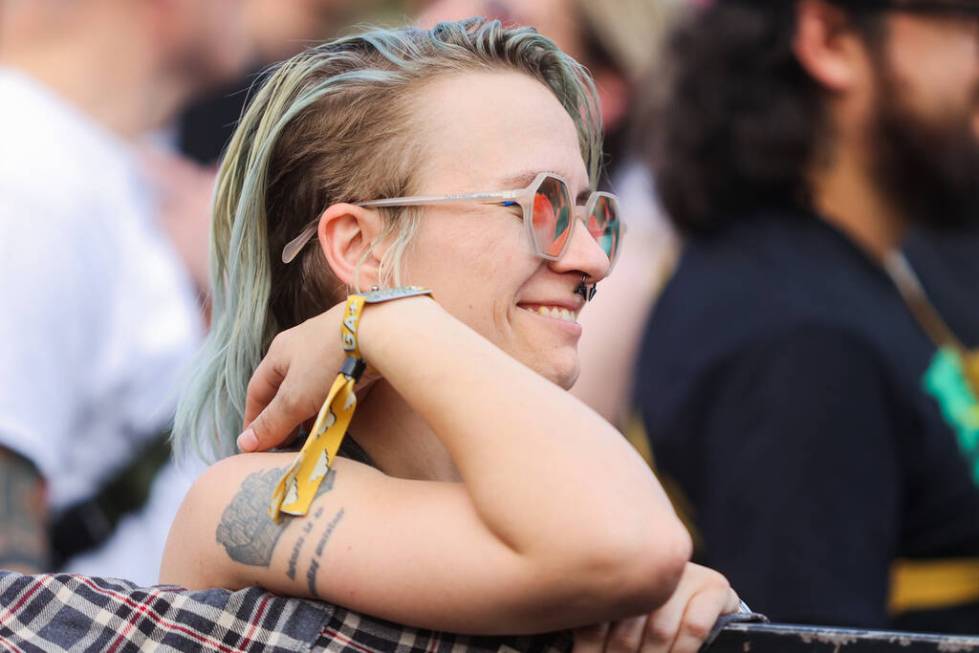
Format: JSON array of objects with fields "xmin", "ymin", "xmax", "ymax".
[{"xmin": 0, "ymin": 572, "xmax": 572, "ymax": 652}]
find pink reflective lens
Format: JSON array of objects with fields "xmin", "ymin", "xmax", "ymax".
[
  {"xmin": 587, "ymin": 194, "xmax": 620, "ymax": 263},
  {"xmin": 529, "ymin": 175, "xmax": 620, "ymax": 264},
  {"xmin": 532, "ymin": 175, "xmax": 574, "ymax": 259}
]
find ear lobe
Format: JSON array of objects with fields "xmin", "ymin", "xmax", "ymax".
[
  {"xmin": 316, "ymin": 203, "xmax": 385, "ymax": 290},
  {"xmin": 793, "ymin": 0, "xmax": 865, "ymax": 93}
]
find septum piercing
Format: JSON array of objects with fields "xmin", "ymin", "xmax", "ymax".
[{"xmin": 575, "ymin": 274, "xmax": 597, "ymax": 302}]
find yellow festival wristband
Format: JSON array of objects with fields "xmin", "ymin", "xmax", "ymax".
[{"xmin": 269, "ymin": 286, "xmax": 433, "ymax": 521}]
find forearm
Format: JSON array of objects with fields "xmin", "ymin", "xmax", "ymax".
[
  {"xmin": 0, "ymin": 447, "xmax": 50, "ymax": 573},
  {"xmin": 361, "ymin": 298, "xmax": 688, "ymax": 584}
]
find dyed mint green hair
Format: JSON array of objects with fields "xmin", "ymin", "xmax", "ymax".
[{"xmin": 174, "ymin": 17, "xmax": 603, "ymax": 462}]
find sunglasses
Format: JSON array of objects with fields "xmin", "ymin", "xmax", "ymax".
[{"xmin": 282, "ymin": 172, "xmax": 622, "ymax": 268}]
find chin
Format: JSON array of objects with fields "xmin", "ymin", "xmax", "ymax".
[
  {"xmin": 506, "ymin": 338, "xmax": 580, "ymax": 388},
  {"xmin": 539, "ymin": 358, "xmax": 580, "ymax": 390}
]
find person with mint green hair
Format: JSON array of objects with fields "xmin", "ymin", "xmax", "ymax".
[{"xmin": 162, "ymin": 17, "xmax": 739, "ymax": 652}]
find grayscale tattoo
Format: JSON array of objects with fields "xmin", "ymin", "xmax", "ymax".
[
  {"xmin": 287, "ymin": 507, "xmax": 324, "ymax": 580},
  {"xmin": 0, "ymin": 448, "xmax": 49, "ymax": 573},
  {"xmin": 216, "ymin": 466, "xmax": 336, "ymax": 567},
  {"xmin": 307, "ymin": 508, "xmax": 346, "ymax": 598}
]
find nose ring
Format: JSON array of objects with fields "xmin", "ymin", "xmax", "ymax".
[{"xmin": 575, "ymin": 274, "xmax": 597, "ymax": 302}]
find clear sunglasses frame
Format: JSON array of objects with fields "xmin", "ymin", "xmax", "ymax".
[{"xmin": 281, "ymin": 171, "xmax": 622, "ymax": 267}]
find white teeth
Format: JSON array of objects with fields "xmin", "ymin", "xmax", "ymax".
[{"xmin": 530, "ymin": 305, "xmax": 577, "ymax": 323}]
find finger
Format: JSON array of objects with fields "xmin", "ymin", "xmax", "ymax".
[
  {"xmin": 239, "ymin": 382, "xmax": 318, "ymax": 452},
  {"xmin": 669, "ymin": 589, "xmax": 732, "ymax": 653},
  {"xmin": 641, "ymin": 595, "xmax": 686, "ymax": 653},
  {"xmin": 723, "ymin": 589, "xmax": 741, "ymax": 615},
  {"xmin": 242, "ymin": 345, "xmax": 289, "ymax": 431},
  {"xmin": 572, "ymin": 622, "xmax": 610, "ymax": 653},
  {"xmin": 604, "ymin": 616, "xmax": 647, "ymax": 652}
]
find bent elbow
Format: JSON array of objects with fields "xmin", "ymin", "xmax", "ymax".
[
  {"xmin": 576, "ymin": 515, "xmax": 692, "ymax": 615},
  {"xmin": 620, "ymin": 521, "xmax": 692, "ymax": 609}
]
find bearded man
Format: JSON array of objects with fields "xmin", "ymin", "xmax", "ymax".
[{"xmin": 633, "ymin": 0, "xmax": 979, "ymax": 633}]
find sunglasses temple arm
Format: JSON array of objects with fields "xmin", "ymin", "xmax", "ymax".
[
  {"xmin": 282, "ymin": 223, "xmax": 318, "ymax": 263},
  {"xmin": 283, "ymin": 189, "xmax": 530, "ymax": 263},
  {"xmin": 357, "ymin": 189, "xmax": 523, "ymax": 209}
]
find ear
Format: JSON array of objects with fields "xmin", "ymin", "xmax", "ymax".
[
  {"xmin": 793, "ymin": 0, "xmax": 870, "ymax": 94},
  {"xmin": 316, "ymin": 203, "xmax": 387, "ymax": 290}
]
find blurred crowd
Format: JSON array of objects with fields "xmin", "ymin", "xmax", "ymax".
[{"xmin": 1, "ymin": 0, "xmax": 977, "ymax": 638}]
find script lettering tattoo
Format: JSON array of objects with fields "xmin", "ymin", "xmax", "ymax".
[
  {"xmin": 0, "ymin": 448, "xmax": 49, "ymax": 573},
  {"xmin": 287, "ymin": 506, "xmax": 324, "ymax": 580},
  {"xmin": 216, "ymin": 467, "xmax": 336, "ymax": 567},
  {"xmin": 307, "ymin": 508, "xmax": 346, "ymax": 598}
]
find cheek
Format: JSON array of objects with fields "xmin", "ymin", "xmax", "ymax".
[
  {"xmin": 402, "ymin": 218, "xmax": 530, "ymax": 327},
  {"xmin": 888, "ymin": 22, "xmax": 979, "ymax": 117}
]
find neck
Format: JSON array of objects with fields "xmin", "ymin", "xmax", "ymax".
[
  {"xmin": 0, "ymin": 13, "xmax": 187, "ymax": 138},
  {"xmin": 350, "ymin": 381, "xmax": 462, "ymax": 482},
  {"xmin": 809, "ymin": 133, "xmax": 907, "ymax": 263}
]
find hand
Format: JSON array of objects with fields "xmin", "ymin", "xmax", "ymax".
[
  {"xmin": 572, "ymin": 563, "xmax": 739, "ymax": 653},
  {"xmin": 237, "ymin": 302, "xmax": 380, "ymax": 453}
]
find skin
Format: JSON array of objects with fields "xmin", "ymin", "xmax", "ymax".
[
  {"xmin": 797, "ymin": 0, "xmax": 979, "ymax": 259},
  {"xmin": 162, "ymin": 71, "xmax": 737, "ymax": 645},
  {"xmin": 398, "ymin": 71, "xmax": 597, "ymax": 390}
]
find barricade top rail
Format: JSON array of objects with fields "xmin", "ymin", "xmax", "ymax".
[{"xmin": 705, "ymin": 621, "xmax": 979, "ymax": 652}]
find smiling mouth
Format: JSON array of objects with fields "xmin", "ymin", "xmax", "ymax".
[{"xmin": 518, "ymin": 304, "xmax": 579, "ymax": 324}]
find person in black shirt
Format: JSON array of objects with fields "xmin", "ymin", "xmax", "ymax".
[{"xmin": 633, "ymin": 0, "xmax": 979, "ymax": 633}]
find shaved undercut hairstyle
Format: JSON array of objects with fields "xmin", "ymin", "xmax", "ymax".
[{"xmin": 174, "ymin": 18, "xmax": 602, "ymax": 461}]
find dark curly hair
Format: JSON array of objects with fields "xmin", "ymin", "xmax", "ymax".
[{"xmin": 643, "ymin": 1, "xmax": 883, "ymax": 234}]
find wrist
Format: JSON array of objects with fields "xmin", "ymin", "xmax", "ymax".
[{"xmin": 356, "ymin": 294, "xmax": 439, "ymax": 362}]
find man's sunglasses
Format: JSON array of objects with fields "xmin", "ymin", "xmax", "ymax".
[{"xmin": 282, "ymin": 172, "xmax": 623, "ymax": 269}]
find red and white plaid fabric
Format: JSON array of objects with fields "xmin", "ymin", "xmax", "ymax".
[
  {"xmin": 0, "ymin": 572, "xmax": 573, "ymax": 652},
  {"xmin": 0, "ymin": 571, "xmax": 329, "ymax": 652}
]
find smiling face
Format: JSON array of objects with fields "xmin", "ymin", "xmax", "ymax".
[{"xmin": 396, "ymin": 70, "xmax": 610, "ymax": 388}]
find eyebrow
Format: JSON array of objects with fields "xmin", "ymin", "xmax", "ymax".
[{"xmin": 497, "ymin": 170, "xmax": 595, "ymax": 203}]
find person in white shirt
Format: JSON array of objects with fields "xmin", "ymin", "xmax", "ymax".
[{"xmin": 0, "ymin": 0, "xmax": 250, "ymax": 583}]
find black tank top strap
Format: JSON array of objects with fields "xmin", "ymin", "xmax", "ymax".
[{"xmin": 337, "ymin": 436, "xmax": 376, "ymax": 468}]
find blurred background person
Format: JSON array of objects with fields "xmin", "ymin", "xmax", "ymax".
[
  {"xmin": 157, "ymin": 1, "xmax": 369, "ymax": 301},
  {"xmin": 416, "ymin": 0, "xmax": 686, "ymax": 425},
  {"xmin": 632, "ymin": 0, "xmax": 979, "ymax": 633},
  {"xmin": 177, "ymin": 0, "xmax": 364, "ymax": 167},
  {"xmin": 0, "ymin": 0, "xmax": 251, "ymax": 582}
]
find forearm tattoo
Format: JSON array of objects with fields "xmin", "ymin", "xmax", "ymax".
[
  {"xmin": 0, "ymin": 448, "xmax": 49, "ymax": 573},
  {"xmin": 216, "ymin": 466, "xmax": 336, "ymax": 567}
]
